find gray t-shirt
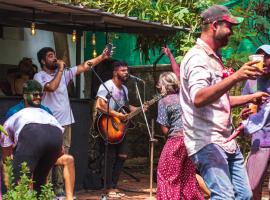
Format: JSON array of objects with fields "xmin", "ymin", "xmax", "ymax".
[{"xmin": 96, "ymin": 80, "xmax": 128, "ymax": 111}]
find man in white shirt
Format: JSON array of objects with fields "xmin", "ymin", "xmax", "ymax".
[
  {"xmin": 34, "ymin": 46, "xmax": 111, "ymax": 196},
  {"xmin": 180, "ymin": 5, "xmax": 269, "ymax": 199},
  {"xmin": 1, "ymin": 80, "xmax": 63, "ymax": 196}
]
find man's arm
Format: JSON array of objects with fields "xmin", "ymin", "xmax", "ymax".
[
  {"xmin": 96, "ymin": 97, "xmax": 128, "ymax": 120},
  {"xmin": 2, "ymin": 146, "xmax": 13, "ymax": 162},
  {"xmin": 194, "ymin": 60, "xmax": 263, "ymax": 107},
  {"xmin": 229, "ymin": 92, "xmax": 269, "ymax": 107},
  {"xmin": 43, "ymin": 60, "xmax": 65, "ymax": 92},
  {"xmin": 76, "ymin": 48, "xmax": 111, "ymax": 75}
]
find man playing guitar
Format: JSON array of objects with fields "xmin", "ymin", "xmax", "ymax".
[{"xmin": 95, "ymin": 60, "xmax": 140, "ymax": 198}]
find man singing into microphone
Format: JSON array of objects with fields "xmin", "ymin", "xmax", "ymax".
[
  {"xmin": 95, "ymin": 60, "xmax": 145, "ymax": 198},
  {"xmin": 34, "ymin": 47, "xmax": 111, "ymax": 198}
]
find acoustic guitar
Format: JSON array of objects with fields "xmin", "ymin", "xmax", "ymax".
[{"xmin": 95, "ymin": 93, "xmax": 165, "ymax": 144}]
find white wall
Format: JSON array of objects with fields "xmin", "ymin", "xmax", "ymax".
[
  {"xmin": 0, "ymin": 27, "xmax": 85, "ymax": 98},
  {"xmin": 0, "ymin": 27, "xmax": 55, "ymax": 67}
]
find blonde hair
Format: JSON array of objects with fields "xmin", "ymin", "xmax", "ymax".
[{"xmin": 156, "ymin": 72, "xmax": 179, "ymax": 94}]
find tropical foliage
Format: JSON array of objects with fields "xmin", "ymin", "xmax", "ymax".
[
  {"xmin": 76, "ymin": 0, "xmax": 219, "ymax": 61},
  {"xmin": 3, "ymin": 158, "xmax": 55, "ymax": 200}
]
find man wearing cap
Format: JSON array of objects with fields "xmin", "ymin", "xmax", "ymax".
[
  {"xmin": 2, "ymin": 80, "xmax": 75, "ymax": 200},
  {"xmin": 180, "ymin": 5, "xmax": 269, "ymax": 199},
  {"xmin": 1, "ymin": 80, "xmax": 63, "ymax": 195},
  {"xmin": 241, "ymin": 45, "xmax": 270, "ymax": 200}
]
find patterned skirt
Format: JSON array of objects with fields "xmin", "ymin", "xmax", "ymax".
[{"xmin": 157, "ymin": 135, "xmax": 204, "ymax": 200}]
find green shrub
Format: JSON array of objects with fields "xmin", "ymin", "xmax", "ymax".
[{"xmin": 3, "ymin": 157, "xmax": 55, "ymax": 200}]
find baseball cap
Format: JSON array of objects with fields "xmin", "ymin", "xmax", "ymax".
[
  {"xmin": 256, "ymin": 45, "xmax": 270, "ymax": 55},
  {"xmin": 201, "ymin": 5, "xmax": 243, "ymax": 25}
]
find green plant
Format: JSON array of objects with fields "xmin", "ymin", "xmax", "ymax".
[{"xmin": 3, "ymin": 157, "xmax": 55, "ymax": 200}]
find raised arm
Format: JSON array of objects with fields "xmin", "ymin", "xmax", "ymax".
[
  {"xmin": 162, "ymin": 47, "xmax": 180, "ymax": 78},
  {"xmin": 76, "ymin": 48, "xmax": 111, "ymax": 75}
]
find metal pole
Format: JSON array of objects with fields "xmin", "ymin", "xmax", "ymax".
[{"xmin": 149, "ymin": 119, "xmax": 155, "ymax": 198}]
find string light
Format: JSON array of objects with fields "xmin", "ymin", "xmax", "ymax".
[
  {"xmin": 31, "ymin": 22, "xmax": 36, "ymax": 36},
  {"xmin": 92, "ymin": 32, "xmax": 97, "ymax": 57},
  {"xmin": 72, "ymin": 29, "xmax": 77, "ymax": 43},
  {"xmin": 92, "ymin": 32, "xmax": 96, "ymax": 46},
  {"xmin": 92, "ymin": 49, "xmax": 97, "ymax": 58}
]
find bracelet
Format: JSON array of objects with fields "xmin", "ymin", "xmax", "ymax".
[{"xmin": 58, "ymin": 70, "xmax": 64, "ymax": 73}]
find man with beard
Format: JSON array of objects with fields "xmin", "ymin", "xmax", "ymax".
[
  {"xmin": 180, "ymin": 5, "xmax": 269, "ymax": 199},
  {"xmin": 95, "ymin": 61, "xmax": 138, "ymax": 198},
  {"xmin": 3, "ymin": 80, "xmax": 75, "ymax": 200},
  {"xmin": 1, "ymin": 80, "xmax": 63, "ymax": 195},
  {"xmin": 34, "ymin": 47, "xmax": 111, "ymax": 198}
]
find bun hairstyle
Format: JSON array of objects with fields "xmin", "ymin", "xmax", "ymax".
[{"xmin": 156, "ymin": 72, "xmax": 179, "ymax": 95}]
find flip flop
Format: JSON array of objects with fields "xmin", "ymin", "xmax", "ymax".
[{"xmin": 108, "ymin": 191, "xmax": 125, "ymax": 198}]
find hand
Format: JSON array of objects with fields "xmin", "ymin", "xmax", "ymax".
[
  {"xmin": 162, "ymin": 47, "xmax": 172, "ymax": 57},
  {"xmin": 240, "ymin": 107, "xmax": 253, "ymax": 120},
  {"xmin": 101, "ymin": 47, "xmax": 113, "ymax": 59},
  {"xmin": 117, "ymin": 112, "xmax": 128, "ymax": 120},
  {"xmin": 233, "ymin": 60, "xmax": 264, "ymax": 81},
  {"xmin": 223, "ymin": 124, "xmax": 244, "ymax": 143},
  {"xmin": 250, "ymin": 91, "xmax": 269, "ymax": 105},
  {"xmin": 143, "ymin": 102, "xmax": 149, "ymax": 112},
  {"xmin": 57, "ymin": 60, "xmax": 65, "ymax": 72}
]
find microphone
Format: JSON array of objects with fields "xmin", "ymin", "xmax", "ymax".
[{"xmin": 129, "ymin": 74, "xmax": 145, "ymax": 83}]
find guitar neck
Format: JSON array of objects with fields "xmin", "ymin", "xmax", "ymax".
[{"xmin": 127, "ymin": 95, "xmax": 162, "ymax": 120}]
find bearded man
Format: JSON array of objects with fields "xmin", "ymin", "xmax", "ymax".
[
  {"xmin": 34, "ymin": 46, "xmax": 111, "ymax": 198},
  {"xmin": 1, "ymin": 80, "xmax": 63, "ymax": 195},
  {"xmin": 180, "ymin": 5, "xmax": 269, "ymax": 199}
]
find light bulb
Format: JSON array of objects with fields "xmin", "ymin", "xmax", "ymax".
[
  {"xmin": 72, "ymin": 30, "xmax": 76, "ymax": 42},
  {"xmin": 31, "ymin": 22, "xmax": 36, "ymax": 36},
  {"xmin": 92, "ymin": 49, "xmax": 97, "ymax": 58},
  {"xmin": 92, "ymin": 33, "xmax": 96, "ymax": 46}
]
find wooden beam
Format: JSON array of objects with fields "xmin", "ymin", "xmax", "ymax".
[{"xmin": 0, "ymin": 10, "xmax": 104, "ymax": 23}]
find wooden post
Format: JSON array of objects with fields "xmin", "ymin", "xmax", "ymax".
[
  {"xmin": 75, "ymin": 31, "xmax": 82, "ymax": 98},
  {"xmin": 149, "ymin": 119, "xmax": 155, "ymax": 199}
]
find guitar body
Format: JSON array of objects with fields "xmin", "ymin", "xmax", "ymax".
[
  {"xmin": 95, "ymin": 93, "xmax": 165, "ymax": 144},
  {"xmin": 96, "ymin": 106, "xmax": 130, "ymax": 144}
]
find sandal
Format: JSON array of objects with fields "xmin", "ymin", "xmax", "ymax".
[{"xmin": 108, "ymin": 191, "xmax": 126, "ymax": 198}]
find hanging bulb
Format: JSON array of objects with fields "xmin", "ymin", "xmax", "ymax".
[
  {"xmin": 92, "ymin": 49, "xmax": 97, "ymax": 58},
  {"xmin": 92, "ymin": 32, "xmax": 96, "ymax": 46},
  {"xmin": 72, "ymin": 30, "xmax": 76, "ymax": 43},
  {"xmin": 31, "ymin": 22, "xmax": 36, "ymax": 36}
]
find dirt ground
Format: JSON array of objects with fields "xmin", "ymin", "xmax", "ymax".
[
  {"xmin": 77, "ymin": 171, "xmax": 156, "ymax": 200},
  {"xmin": 76, "ymin": 169, "xmax": 270, "ymax": 200}
]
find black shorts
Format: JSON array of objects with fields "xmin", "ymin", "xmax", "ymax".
[{"xmin": 13, "ymin": 123, "xmax": 63, "ymax": 194}]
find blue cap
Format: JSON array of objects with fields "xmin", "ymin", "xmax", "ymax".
[{"xmin": 256, "ymin": 45, "xmax": 270, "ymax": 55}]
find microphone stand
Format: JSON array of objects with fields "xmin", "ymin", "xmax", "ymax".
[
  {"xmin": 134, "ymin": 80, "xmax": 157, "ymax": 199},
  {"xmin": 91, "ymin": 67, "xmax": 126, "ymax": 200}
]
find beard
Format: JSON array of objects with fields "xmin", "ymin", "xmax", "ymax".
[
  {"xmin": 47, "ymin": 63, "xmax": 58, "ymax": 70},
  {"xmin": 26, "ymin": 95, "xmax": 41, "ymax": 108},
  {"xmin": 215, "ymin": 32, "xmax": 230, "ymax": 47},
  {"xmin": 117, "ymin": 74, "xmax": 128, "ymax": 83}
]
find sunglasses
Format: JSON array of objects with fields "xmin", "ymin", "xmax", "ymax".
[{"xmin": 26, "ymin": 92, "xmax": 43, "ymax": 97}]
